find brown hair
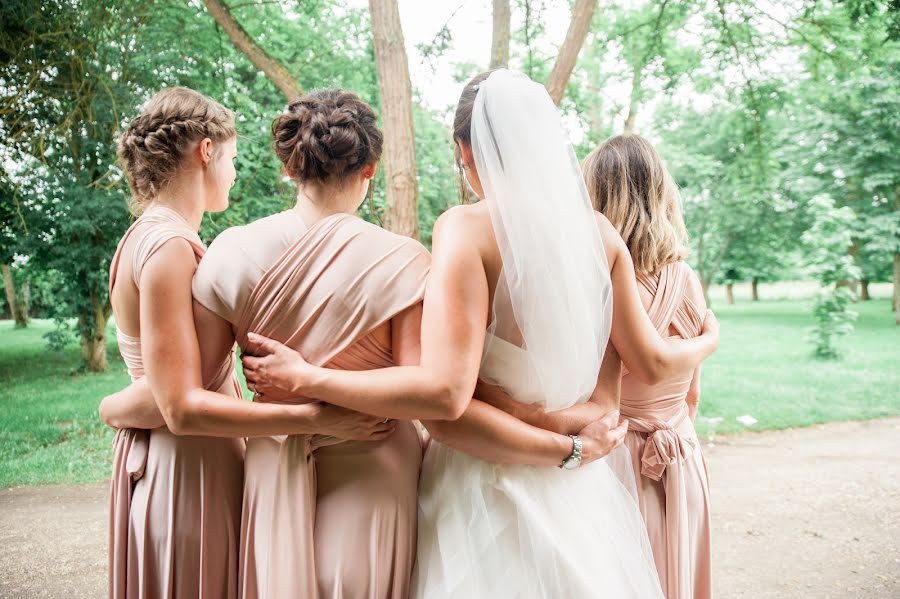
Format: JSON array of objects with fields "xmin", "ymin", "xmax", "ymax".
[
  {"xmin": 452, "ymin": 70, "xmax": 495, "ymax": 203},
  {"xmin": 271, "ymin": 89, "xmax": 383, "ymax": 184},
  {"xmin": 118, "ymin": 87, "xmax": 236, "ymax": 214},
  {"xmin": 582, "ymin": 134, "xmax": 688, "ymax": 274}
]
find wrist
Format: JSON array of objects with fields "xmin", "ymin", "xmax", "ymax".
[
  {"xmin": 291, "ymin": 402, "xmax": 322, "ymax": 434},
  {"xmin": 289, "ymin": 361, "xmax": 314, "ymax": 395},
  {"xmin": 559, "ymin": 434, "xmax": 584, "ymax": 469},
  {"xmin": 579, "ymin": 436, "xmax": 601, "ymax": 464}
]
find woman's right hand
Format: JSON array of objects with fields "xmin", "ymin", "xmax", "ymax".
[
  {"xmin": 304, "ymin": 401, "xmax": 397, "ymax": 442},
  {"xmin": 242, "ymin": 333, "xmax": 314, "ymax": 396},
  {"xmin": 576, "ymin": 411, "xmax": 628, "ymax": 465}
]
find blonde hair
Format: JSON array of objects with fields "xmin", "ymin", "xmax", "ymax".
[
  {"xmin": 582, "ymin": 134, "xmax": 688, "ymax": 274},
  {"xmin": 117, "ymin": 86, "xmax": 236, "ymax": 214}
]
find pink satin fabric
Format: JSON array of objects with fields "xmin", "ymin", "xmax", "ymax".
[
  {"xmin": 107, "ymin": 206, "xmax": 244, "ymax": 599},
  {"xmin": 617, "ymin": 261, "xmax": 712, "ymax": 599},
  {"xmin": 192, "ymin": 210, "xmax": 429, "ymax": 599}
]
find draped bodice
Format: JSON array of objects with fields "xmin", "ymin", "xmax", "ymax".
[
  {"xmin": 109, "ymin": 206, "xmax": 206, "ymax": 383},
  {"xmin": 620, "ymin": 261, "xmax": 704, "ymax": 422}
]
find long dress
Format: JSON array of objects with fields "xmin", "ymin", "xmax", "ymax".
[
  {"xmin": 107, "ymin": 206, "xmax": 245, "ymax": 599},
  {"xmin": 191, "ymin": 210, "xmax": 430, "ymax": 599},
  {"xmin": 412, "ymin": 333, "xmax": 665, "ymax": 599},
  {"xmin": 615, "ymin": 261, "xmax": 712, "ymax": 599}
]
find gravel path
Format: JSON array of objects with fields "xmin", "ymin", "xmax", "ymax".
[{"xmin": 2, "ymin": 418, "xmax": 898, "ymax": 598}]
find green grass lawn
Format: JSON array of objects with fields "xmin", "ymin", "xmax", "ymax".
[
  {"xmin": 0, "ymin": 321, "xmax": 127, "ymax": 487},
  {"xmin": 697, "ymin": 298, "xmax": 899, "ymax": 435},
  {"xmin": 1, "ymin": 299, "xmax": 898, "ymax": 487}
]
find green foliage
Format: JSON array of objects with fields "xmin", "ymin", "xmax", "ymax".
[
  {"xmin": 802, "ymin": 195, "xmax": 860, "ymax": 358},
  {"xmin": 809, "ymin": 288, "xmax": 858, "ymax": 359},
  {"xmin": 0, "ymin": 0, "xmax": 155, "ymax": 368}
]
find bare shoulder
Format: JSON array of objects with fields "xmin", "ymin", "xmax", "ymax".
[
  {"xmin": 591, "ymin": 210, "xmax": 626, "ymax": 268},
  {"xmin": 144, "ymin": 236, "xmax": 197, "ymax": 275},
  {"xmin": 679, "ymin": 262, "xmax": 707, "ymax": 310},
  {"xmin": 433, "ymin": 203, "xmax": 491, "ymax": 248}
]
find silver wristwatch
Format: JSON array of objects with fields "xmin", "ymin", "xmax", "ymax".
[{"xmin": 560, "ymin": 435, "xmax": 583, "ymax": 470}]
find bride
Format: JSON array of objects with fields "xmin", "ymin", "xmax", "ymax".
[{"xmin": 244, "ymin": 70, "xmax": 717, "ymax": 597}]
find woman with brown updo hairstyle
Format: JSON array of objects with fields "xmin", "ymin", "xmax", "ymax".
[
  {"xmin": 101, "ymin": 87, "xmax": 394, "ymax": 598},
  {"xmin": 583, "ymin": 134, "xmax": 712, "ymax": 599},
  {"xmin": 103, "ymin": 87, "xmax": 448, "ymax": 598},
  {"xmin": 243, "ymin": 71, "xmax": 720, "ymax": 598}
]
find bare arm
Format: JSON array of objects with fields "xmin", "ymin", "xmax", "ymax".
[
  {"xmin": 102, "ymin": 238, "xmax": 392, "ymax": 440},
  {"xmin": 477, "ymin": 342, "xmax": 622, "ymax": 436},
  {"xmin": 395, "ymin": 298, "xmax": 626, "ymax": 466},
  {"xmin": 422, "ymin": 403, "xmax": 625, "ymax": 466},
  {"xmin": 244, "ymin": 209, "xmax": 490, "ymax": 420},
  {"xmin": 682, "ymin": 266, "xmax": 707, "ymax": 422},
  {"xmin": 686, "ymin": 366, "xmax": 702, "ymax": 421},
  {"xmin": 598, "ymin": 214, "xmax": 718, "ymax": 384},
  {"xmin": 98, "ymin": 377, "xmax": 166, "ymax": 430}
]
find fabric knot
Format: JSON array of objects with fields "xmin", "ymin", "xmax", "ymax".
[
  {"xmin": 639, "ymin": 426, "xmax": 695, "ymax": 482},
  {"xmin": 122, "ymin": 428, "xmax": 149, "ymax": 482}
]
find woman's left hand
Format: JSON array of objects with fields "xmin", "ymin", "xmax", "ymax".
[{"xmin": 242, "ymin": 333, "xmax": 312, "ymax": 396}]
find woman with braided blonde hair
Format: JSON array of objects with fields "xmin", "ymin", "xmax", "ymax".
[{"xmin": 101, "ymin": 87, "xmax": 392, "ymax": 598}]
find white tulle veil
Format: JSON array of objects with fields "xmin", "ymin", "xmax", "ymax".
[{"xmin": 471, "ymin": 69, "xmax": 613, "ymax": 412}]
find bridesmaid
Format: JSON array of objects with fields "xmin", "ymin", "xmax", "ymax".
[
  {"xmin": 105, "ymin": 88, "xmax": 451, "ymax": 598},
  {"xmin": 196, "ymin": 89, "xmax": 434, "ymax": 599},
  {"xmin": 583, "ymin": 134, "xmax": 712, "ymax": 599},
  {"xmin": 103, "ymin": 87, "xmax": 388, "ymax": 599}
]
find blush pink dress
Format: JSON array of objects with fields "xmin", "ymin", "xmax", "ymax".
[
  {"xmin": 107, "ymin": 206, "xmax": 245, "ymax": 599},
  {"xmin": 617, "ymin": 261, "xmax": 712, "ymax": 599},
  {"xmin": 191, "ymin": 210, "xmax": 430, "ymax": 599}
]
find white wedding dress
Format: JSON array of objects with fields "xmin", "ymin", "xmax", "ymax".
[
  {"xmin": 411, "ymin": 334, "xmax": 664, "ymax": 598},
  {"xmin": 410, "ymin": 70, "xmax": 663, "ymax": 598}
]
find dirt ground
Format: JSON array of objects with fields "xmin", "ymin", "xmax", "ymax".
[{"xmin": 1, "ymin": 418, "xmax": 898, "ymax": 598}]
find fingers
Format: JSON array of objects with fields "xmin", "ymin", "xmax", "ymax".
[
  {"xmin": 242, "ymin": 354, "xmax": 262, "ymax": 371},
  {"xmin": 598, "ymin": 409, "xmax": 620, "ymax": 427},
  {"xmin": 366, "ymin": 421, "xmax": 397, "ymax": 440},
  {"xmin": 246, "ymin": 332, "xmax": 284, "ymax": 356},
  {"xmin": 243, "ymin": 370, "xmax": 261, "ymax": 390},
  {"xmin": 609, "ymin": 420, "xmax": 628, "ymax": 444}
]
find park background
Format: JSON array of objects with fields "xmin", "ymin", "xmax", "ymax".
[{"xmin": 1, "ymin": 0, "xmax": 898, "ymax": 597}]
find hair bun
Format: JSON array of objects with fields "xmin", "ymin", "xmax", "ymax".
[{"xmin": 272, "ymin": 89, "xmax": 383, "ymax": 182}]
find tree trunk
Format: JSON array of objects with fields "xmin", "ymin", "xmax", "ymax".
[
  {"xmin": 14, "ymin": 281, "xmax": 28, "ymax": 326},
  {"xmin": 700, "ymin": 276, "xmax": 711, "ymax": 307},
  {"xmin": 201, "ymin": 0, "xmax": 303, "ymax": 101},
  {"xmin": 545, "ymin": 0, "xmax": 597, "ymax": 105},
  {"xmin": 2, "ymin": 264, "xmax": 19, "ymax": 325},
  {"xmin": 369, "ymin": 0, "xmax": 419, "ymax": 239},
  {"xmin": 623, "ymin": 66, "xmax": 642, "ymax": 134},
  {"xmin": 859, "ymin": 278, "xmax": 870, "ymax": 301},
  {"xmin": 81, "ymin": 292, "xmax": 109, "ymax": 372},
  {"xmin": 751, "ymin": 276, "xmax": 759, "ymax": 301},
  {"xmin": 894, "ymin": 252, "xmax": 900, "ymax": 324},
  {"xmin": 838, "ymin": 241, "xmax": 859, "ymax": 291},
  {"xmin": 490, "ymin": 0, "xmax": 511, "ymax": 69},
  {"xmin": 725, "ymin": 282, "xmax": 734, "ymax": 305}
]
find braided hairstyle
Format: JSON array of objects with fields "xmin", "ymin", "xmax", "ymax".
[
  {"xmin": 271, "ymin": 89, "xmax": 383, "ymax": 183},
  {"xmin": 118, "ymin": 87, "xmax": 236, "ymax": 214}
]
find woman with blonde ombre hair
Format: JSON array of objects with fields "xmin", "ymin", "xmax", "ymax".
[{"xmin": 583, "ymin": 134, "xmax": 712, "ymax": 599}]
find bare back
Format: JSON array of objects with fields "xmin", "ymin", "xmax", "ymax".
[{"xmin": 448, "ymin": 203, "xmax": 623, "ymax": 326}]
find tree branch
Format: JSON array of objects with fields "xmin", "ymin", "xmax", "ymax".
[
  {"xmin": 200, "ymin": 0, "xmax": 303, "ymax": 101},
  {"xmin": 546, "ymin": 0, "xmax": 597, "ymax": 105}
]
